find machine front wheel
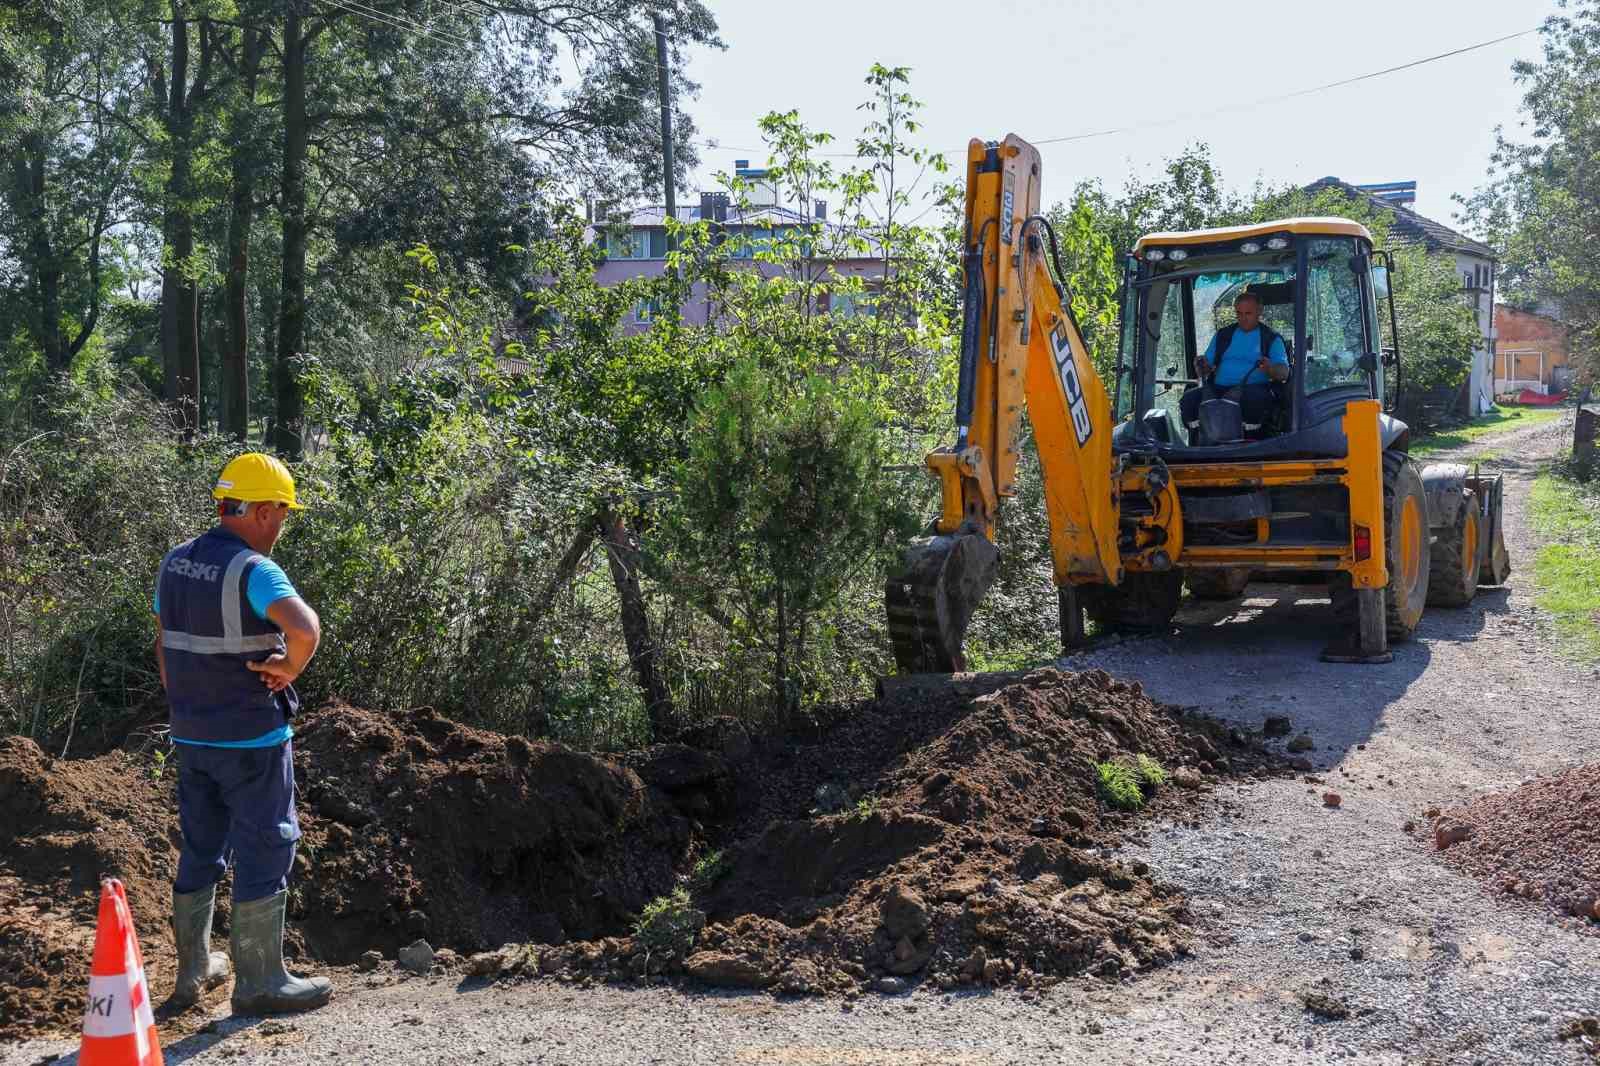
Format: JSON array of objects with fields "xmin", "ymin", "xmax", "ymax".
[{"xmin": 1085, "ymin": 571, "xmax": 1184, "ymax": 633}]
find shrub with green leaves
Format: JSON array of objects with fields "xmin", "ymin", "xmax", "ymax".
[
  {"xmin": 1135, "ymin": 754, "xmax": 1167, "ymax": 789},
  {"xmin": 632, "ymin": 888, "xmax": 705, "ymax": 962},
  {"xmin": 1096, "ymin": 760, "xmax": 1146, "ymax": 811},
  {"xmin": 667, "ymin": 360, "xmax": 918, "ymax": 710}
]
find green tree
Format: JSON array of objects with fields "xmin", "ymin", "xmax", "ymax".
[
  {"xmin": 1460, "ymin": 0, "xmax": 1600, "ymax": 383},
  {"xmin": 669, "ymin": 361, "xmax": 913, "ymax": 709}
]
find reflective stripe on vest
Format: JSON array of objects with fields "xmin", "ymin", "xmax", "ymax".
[{"xmin": 161, "ymin": 544, "xmax": 284, "ymax": 657}]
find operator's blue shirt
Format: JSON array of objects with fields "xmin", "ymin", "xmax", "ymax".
[
  {"xmin": 1205, "ymin": 326, "xmax": 1289, "ymax": 387},
  {"xmin": 154, "ymin": 551, "xmax": 299, "ymax": 749}
]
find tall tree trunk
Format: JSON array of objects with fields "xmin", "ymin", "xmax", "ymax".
[
  {"xmin": 599, "ymin": 506, "xmax": 674, "ymax": 739},
  {"xmin": 222, "ymin": 23, "xmax": 261, "ymax": 442},
  {"xmin": 274, "ymin": 1, "xmax": 310, "ymax": 459},
  {"xmin": 16, "ymin": 130, "xmax": 66, "ymax": 374},
  {"xmin": 159, "ymin": 6, "xmax": 201, "ymax": 434}
]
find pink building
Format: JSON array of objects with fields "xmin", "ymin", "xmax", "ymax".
[{"xmin": 590, "ymin": 163, "xmax": 889, "ymax": 334}]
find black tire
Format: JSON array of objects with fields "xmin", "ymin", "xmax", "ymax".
[
  {"xmin": 1334, "ymin": 451, "xmax": 1431, "ymax": 642},
  {"xmin": 1086, "ymin": 571, "xmax": 1184, "ymax": 632},
  {"xmin": 1185, "ymin": 568, "xmax": 1251, "ymax": 600},
  {"xmin": 1426, "ymin": 490, "xmax": 1482, "ymax": 607}
]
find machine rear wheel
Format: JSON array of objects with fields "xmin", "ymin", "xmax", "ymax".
[
  {"xmin": 1381, "ymin": 453, "xmax": 1431, "ymax": 640},
  {"xmin": 1085, "ymin": 571, "xmax": 1183, "ymax": 632},
  {"xmin": 1426, "ymin": 489, "xmax": 1483, "ymax": 607}
]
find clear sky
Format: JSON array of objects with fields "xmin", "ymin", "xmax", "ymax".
[{"xmin": 673, "ymin": 0, "xmax": 1558, "ymax": 232}]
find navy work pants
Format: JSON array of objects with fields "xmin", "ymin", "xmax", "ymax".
[
  {"xmin": 174, "ymin": 740, "xmax": 301, "ymax": 903},
  {"xmin": 1180, "ymin": 383, "xmax": 1278, "ymax": 438}
]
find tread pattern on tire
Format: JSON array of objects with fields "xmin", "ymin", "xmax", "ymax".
[{"xmin": 1426, "ymin": 489, "xmax": 1481, "ymax": 608}]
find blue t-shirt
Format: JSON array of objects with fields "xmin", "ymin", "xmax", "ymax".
[
  {"xmin": 1205, "ymin": 326, "xmax": 1288, "ymax": 387},
  {"xmin": 154, "ymin": 550, "xmax": 300, "ymax": 749}
]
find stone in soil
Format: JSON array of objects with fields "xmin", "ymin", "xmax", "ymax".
[{"xmin": 1287, "ymin": 734, "xmax": 1315, "ymax": 753}]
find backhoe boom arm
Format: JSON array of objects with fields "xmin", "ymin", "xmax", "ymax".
[{"xmin": 885, "ymin": 136, "xmax": 1122, "ymax": 672}]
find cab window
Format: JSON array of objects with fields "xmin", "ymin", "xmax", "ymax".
[{"xmin": 1303, "ymin": 237, "xmax": 1371, "ymax": 393}]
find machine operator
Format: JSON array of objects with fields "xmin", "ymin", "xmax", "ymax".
[{"xmin": 1180, "ymin": 290, "xmax": 1290, "ymax": 442}]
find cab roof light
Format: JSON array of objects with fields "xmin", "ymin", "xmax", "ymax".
[
  {"xmin": 1239, "ymin": 241, "xmax": 1261, "ymax": 254},
  {"xmin": 1266, "ymin": 236, "xmax": 1290, "ymax": 250},
  {"xmin": 1146, "ymin": 248, "xmax": 1166, "ymax": 261},
  {"xmin": 1167, "ymin": 248, "xmax": 1188, "ymax": 261}
]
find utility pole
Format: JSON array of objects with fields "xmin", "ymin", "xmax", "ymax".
[{"xmin": 653, "ymin": 13, "xmax": 675, "ymax": 253}]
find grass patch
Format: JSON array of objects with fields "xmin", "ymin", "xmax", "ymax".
[
  {"xmin": 1096, "ymin": 761, "xmax": 1145, "ymax": 811},
  {"xmin": 1528, "ymin": 462, "xmax": 1600, "ymax": 663},
  {"xmin": 633, "ymin": 888, "xmax": 706, "ymax": 962},
  {"xmin": 1411, "ymin": 407, "xmax": 1565, "ymax": 458},
  {"xmin": 849, "ymin": 794, "xmax": 880, "ymax": 821},
  {"xmin": 1134, "ymin": 754, "xmax": 1167, "ymax": 789}
]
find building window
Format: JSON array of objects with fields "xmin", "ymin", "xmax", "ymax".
[
  {"xmin": 604, "ymin": 229, "xmax": 666, "ymax": 259},
  {"xmin": 633, "ymin": 297, "xmax": 663, "ymax": 324}
]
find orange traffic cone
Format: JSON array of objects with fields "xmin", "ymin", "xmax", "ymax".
[{"xmin": 79, "ymin": 879, "xmax": 163, "ymax": 1066}]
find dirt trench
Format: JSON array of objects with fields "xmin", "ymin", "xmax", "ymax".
[{"xmin": 0, "ymin": 666, "xmax": 1280, "ymax": 1040}]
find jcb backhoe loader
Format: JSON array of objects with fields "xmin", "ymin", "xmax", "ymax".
[{"xmin": 885, "ymin": 135, "xmax": 1508, "ymax": 671}]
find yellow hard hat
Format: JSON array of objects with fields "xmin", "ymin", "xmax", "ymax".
[{"xmin": 212, "ymin": 453, "xmax": 305, "ymax": 510}]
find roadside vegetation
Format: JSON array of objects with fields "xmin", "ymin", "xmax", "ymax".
[
  {"xmin": 1528, "ymin": 455, "xmax": 1600, "ymax": 663},
  {"xmin": 1411, "ymin": 407, "xmax": 1567, "ymax": 458}
]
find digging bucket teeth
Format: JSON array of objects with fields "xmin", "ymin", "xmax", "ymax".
[{"xmin": 884, "ymin": 531, "xmax": 1000, "ymax": 674}]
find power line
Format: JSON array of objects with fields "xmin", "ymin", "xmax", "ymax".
[
  {"xmin": 694, "ymin": 25, "xmax": 1542, "ymax": 162},
  {"xmin": 320, "ymin": 0, "xmax": 473, "ymax": 48}
]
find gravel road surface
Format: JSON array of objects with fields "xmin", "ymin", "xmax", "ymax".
[{"xmin": 7, "ymin": 416, "xmax": 1595, "ymax": 1066}]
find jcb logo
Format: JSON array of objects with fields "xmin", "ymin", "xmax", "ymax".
[
  {"xmin": 167, "ymin": 558, "xmax": 220, "ymax": 582},
  {"xmin": 1051, "ymin": 323, "xmax": 1093, "ymax": 447}
]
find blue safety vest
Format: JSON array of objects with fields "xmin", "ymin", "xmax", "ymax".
[{"xmin": 157, "ymin": 528, "xmax": 296, "ymax": 743}]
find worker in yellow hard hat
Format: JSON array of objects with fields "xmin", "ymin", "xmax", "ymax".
[{"xmin": 152, "ymin": 453, "xmax": 332, "ymax": 1016}]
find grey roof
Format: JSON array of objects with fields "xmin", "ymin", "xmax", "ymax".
[{"xmin": 1303, "ymin": 177, "xmax": 1497, "ymax": 259}]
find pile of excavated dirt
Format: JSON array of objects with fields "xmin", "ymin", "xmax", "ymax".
[
  {"xmin": 536, "ymin": 667, "xmax": 1276, "ymax": 994},
  {"xmin": 1427, "ymin": 762, "xmax": 1600, "ymax": 925},
  {"xmin": 0, "ymin": 704, "xmax": 703, "ymax": 1041},
  {"xmin": 0, "ymin": 738, "xmax": 178, "ymax": 1040},
  {"xmin": 0, "ymin": 667, "xmax": 1276, "ymax": 1038}
]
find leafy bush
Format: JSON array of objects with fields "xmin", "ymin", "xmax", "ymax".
[
  {"xmin": 1096, "ymin": 760, "xmax": 1145, "ymax": 811},
  {"xmin": 0, "ymin": 379, "xmax": 236, "ymax": 750},
  {"xmin": 632, "ymin": 888, "xmax": 705, "ymax": 962},
  {"xmin": 667, "ymin": 360, "xmax": 918, "ymax": 710},
  {"xmin": 1135, "ymin": 754, "xmax": 1167, "ymax": 789}
]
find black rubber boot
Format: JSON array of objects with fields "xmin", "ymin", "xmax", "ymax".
[
  {"xmin": 229, "ymin": 890, "xmax": 332, "ymax": 1015},
  {"xmin": 168, "ymin": 885, "xmax": 231, "ymax": 1010}
]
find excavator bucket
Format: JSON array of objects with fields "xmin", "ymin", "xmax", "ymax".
[
  {"xmin": 884, "ymin": 530, "xmax": 1000, "ymax": 673},
  {"xmin": 1468, "ymin": 471, "xmax": 1511, "ymax": 585}
]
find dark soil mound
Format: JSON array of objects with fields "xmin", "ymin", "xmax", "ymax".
[
  {"xmin": 1429, "ymin": 763, "xmax": 1600, "ymax": 925},
  {"xmin": 537, "ymin": 667, "xmax": 1272, "ymax": 994},
  {"xmin": 290, "ymin": 703, "xmax": 696, "ymax": 960},
  {"xmin": 0, "ymin": 705, "xmax": 701, "ymax": 1040},
  {"xmin": 0, "ymin": 667, "xmax": 1273, "ymax": 1037},
  {"xmin": 0, "ymin": 736, "xmax": 179, "ymax": 1040}
]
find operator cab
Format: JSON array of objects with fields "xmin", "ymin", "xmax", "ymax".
[{"xmin": 1111, "ymin": 218, "xmax": 1403, "ymax": 462}]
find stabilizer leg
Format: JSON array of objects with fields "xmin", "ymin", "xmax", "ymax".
[{"xmin": 1322, "ymin": 587, "xmax": 1393, "ymax": 664}]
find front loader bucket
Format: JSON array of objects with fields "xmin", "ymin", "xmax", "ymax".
[
  {"xmin": 1467, "ymin": 472, "xmax": 1511, "ymax": 585},
  {"xmin": 885, "ymin": 531, "xmax": 1000, "ymax": 673}
]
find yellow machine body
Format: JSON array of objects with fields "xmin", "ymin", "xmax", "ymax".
[{"xmin": 885, "ymin": 135, "xmax": 1427, "ymax": 673}]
